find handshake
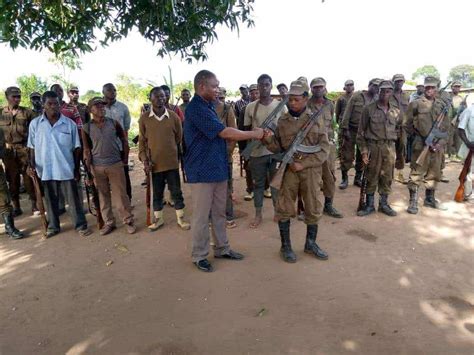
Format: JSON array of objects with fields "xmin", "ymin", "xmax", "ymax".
[{"xmin": 250, "ymin": 128, "xmax": 274, "ymax": 140}]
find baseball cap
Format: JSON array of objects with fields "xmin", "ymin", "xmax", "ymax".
[
  {"xmin": 87, "ymin": 97, "xmax": 105, "ymax": 109},
  {"xmin": 310, "ymin": 77, "xmax": 326, "ymax": 87}
]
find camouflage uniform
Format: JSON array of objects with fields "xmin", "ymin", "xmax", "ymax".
[
  {"xmin": 389, "ymin": 85, "xmax": 410, "ymax": 171},
  {"xmin": 404, "ymin": 76, "xmax": 450, "ymax": 214},
  {"xmin": 0, "ymin": 90, "xmax": 36, "ymax": 214}
]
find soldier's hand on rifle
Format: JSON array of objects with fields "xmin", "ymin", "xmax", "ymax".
[
  {"xmin": 252, "ymin": 127, "xmax": 264, "ymax": 140},
  {"xmin": 74, "ymin": 168, "xmax": 81, "ymax": 182},
  {"xmin": 289, "ymin": 162, "xmax": 304, "ymax": 172},
  {"xmin": 362, "ymin": 152, "xmax": 369, "ymax": 165}
]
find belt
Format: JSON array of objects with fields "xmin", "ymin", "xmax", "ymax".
[{"xmin": 367, "ymin": 139, "xmax": 395, "ymax": 145}]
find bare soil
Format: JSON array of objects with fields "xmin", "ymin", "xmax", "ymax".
[{"xmin": 0, "ymin": 153, "xmax": 473, "ymax": 355}]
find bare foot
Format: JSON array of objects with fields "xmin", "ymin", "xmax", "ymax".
[{"xmin": 249, "ymin": 215, "xmax": 262, "ymax": 229}]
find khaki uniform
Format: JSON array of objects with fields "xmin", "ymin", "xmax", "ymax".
[
  {"xmin": 389, "ymin": 91, "xmax": 410, "ymax": 170},
  {"xmin": 357, "ymin": 102, "xmax": 400, "ymax": 195},
  {"xmin": 263, "ymin": 109, "xmax": 329, "ymax": 224},
  {"xmin": 447, "ymin": 93, "xmax": 464, "ymax": 156},
  {"xmin": 215, "ymin": 102, "xmax": 237, "ymax": 160},
  {"xmin": 340, "ymin": 91, "xmax": 377, "ymax": 173},
  {"xmin": 0, "ymin": 130, "xmax": 13, "ymax": 214},
  {"xmin": 335, "ymin": 93, "xmax": 352, "ymax": 158},
  {"xmin": 0, "ymin": 106, "xmax": 36, "ymax": 204},
  {"xmin": 75, "ymin": 102, "xmax": 89, "ymax": 124},
  {"xmin": 308, "ymin": 98, "xmax": 336, "ymax": 198},
  {"xmin": 404, "ymin": 96, "xmax": 450, "ymax": 190}
]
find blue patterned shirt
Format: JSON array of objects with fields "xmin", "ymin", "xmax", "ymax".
[
  {"xmin": 184, "ymin": 94, "xmax": 228, "ymax": 183},
  {"xmin": 27, "ymin": 114, "xmax": 81, "ymax": 181}
]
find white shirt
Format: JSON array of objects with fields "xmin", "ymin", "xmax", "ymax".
[
  {"xmin": 149, "ymin": 109, "xmax": 169, "ymax": 122},
  {"xmin": 458, "ymin": 105, "xmax": 474, "ymax": 159}
]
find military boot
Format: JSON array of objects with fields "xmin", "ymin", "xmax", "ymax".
[
  {"xmin": 278, "ymin": 220, "xmax": 296, "ymax": 263},
  {"xmin": 304, "ymin": 224, "xmax": 328, "ymax": 260},
  {"xmin": 357, "ymin": 193, "xmax": 375, "ymax": 216},
  {"xmin": 2, "ymin": 212, "xmax": 24, "ymax": 239},
  {"xmin": 378, "ymin": 194, "xmax": 397, "ymax": 216},
  {"xmin": 323, "ymin": 197, "xmax": 343, "ymax": 218},
  {"xmin": 339, "ymin": 170, "xmax": 348, "ymax": 190},
  {"xmin": 148, "ymin": 211, "xmax": 164, "ymax": 231},
  {"xmin": 176, "ymin": 209, "xmax": 191, "ymax": 230},
  {"xmin": 424, "ymin": 189, "xmax": 447, "ymax": 210},
  {"xmin": 11, "ymin": 199, "xmax": 23, "ymax": 218},
  {"xmin": 354, "ymin": 170, "xmax": 363, "ymax": 187},
  {"xmin": 407, "ymin": 188, "xmax": 419, "ymax": 214}
]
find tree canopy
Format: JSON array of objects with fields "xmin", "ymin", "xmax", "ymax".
[
  {"xmin": 0, "ymin": 0, "xmax": 254, "ymax": 62},
  {"xmin": 448, "ymin": 64, "xmax": 474, "ymax": 88},
  {"xmin": 412, "ymin": 65, "xmax": 440, "ymax": 80}
]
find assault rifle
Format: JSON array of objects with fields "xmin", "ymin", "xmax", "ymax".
[
  {"xmin": 241, "ymin": 97, "xmax": 288, "ymax": 160},
  {"xmin": 454, "ymin": 150, "xmax": 473, "ymax": 203},
  {"xmin": 270, "ymin": 104, "xmax": 327, "ymax": 190},
  {"xmin": 30, "ymin": 170, "xmax": 48, "ymax": 238},
  {"xmin": 357, "ymin": 152, "xmax": 371, "ymax": 212},
  {"xmin": 83, "ymin": 164, "xmax": 104, "ymax": 229}
]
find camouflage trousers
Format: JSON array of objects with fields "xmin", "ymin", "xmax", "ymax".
[
  {"xmin": 408, "ymin": 136, "xmax": 443, "ymax": 191},
  {"xmin": 447, "ymin": 123, "xmax": 462, "ymax": 156},
  {"xmin": 340, "ymin": 128, "xmax": 363, "ymax": 174},
  {"xmin": 276, "ymin": 166, "xmax": 323, "ymax": 225},
  {"xmin": 0, "ymin": 164, "xmax": 13, "ymax": 214},
  {"xmin": 322, "ymin": 143, "xmax": 336, "ymax": 198},
  {"xmin": 3, "ymin": 146, "xmax": 36, "ymax": 203},
  {"xmin": 365, "ymin": 141, "xmax": 395, "ymax": 195}
]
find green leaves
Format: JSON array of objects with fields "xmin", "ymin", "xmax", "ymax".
[{"xmin": 0, "ymin": 0, "xmax": 255, "ymax": 61}]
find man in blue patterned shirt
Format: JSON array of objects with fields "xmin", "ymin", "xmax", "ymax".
[{"xmin": 184, "ymin": 70, "xmax": 264, "ymax": 272}]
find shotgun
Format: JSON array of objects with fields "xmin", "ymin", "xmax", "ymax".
[{"xmin": 357, "ymin": 152, "xmax": 371, "ymax": 212}]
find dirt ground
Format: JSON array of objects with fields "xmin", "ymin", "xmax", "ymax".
[{"xmin": 0, "ymin": 151, "xmax": 473, "ymax": 355}]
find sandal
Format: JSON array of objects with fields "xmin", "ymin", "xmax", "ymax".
[{"xmin": 226, "ymin": 220, "xmax": 237, "ymax": 229}]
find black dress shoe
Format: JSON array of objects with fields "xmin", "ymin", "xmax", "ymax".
[
  {"xmin": 215, "ymin": 249, "xmax": 244, "ymax": 260},
  {"xmin": 194, "ymin": 259, "xmax": 214, "ymax": 272}
]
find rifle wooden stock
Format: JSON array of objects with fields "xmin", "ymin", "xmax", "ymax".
[
  {"xmin": 454, "ymin": 150, "xmax": 473, "ymax": 203},
  {"xmin": 145, "ymin": 146, "xmax": 152, "ymax": 226},
  {"xmin": 270, "ymin": 164, "xmax": 286, "ymax": 190},
  {"xmin": 415, "ymin": 146, "xmax": 430, "ymax": 166},
  {"xmin": 83, "ymin": 165, "xmax": 104, "ymax": 229},
  {"xmin": 31, "ymin": 173, "xmax": 48, "ymax": 237}
]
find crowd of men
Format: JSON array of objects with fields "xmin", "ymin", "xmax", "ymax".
[{"xmin": 0, "ymin": 71, "xmax": 472, "ymax": 273}]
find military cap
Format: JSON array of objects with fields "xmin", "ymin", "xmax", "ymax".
[
  {"xmin": 276, "ymin": 83, "xmax": 288, "ymax": 90},
  {"xmin": 5, "ymin": 86, "xmax": 21, "ymax": 96},
  {"xmin": 29, "ymin": 91, "xmax": 41, "ymax": 99},
  {"xmin": 249, "ymin": 84, "xmax": 258, "ymax": 92},
  {"xmin": 379, "ymin": 80, "xmax": 394, "ymax": 90},
  {"xmin": 451, "ymin": 81, "xmax": 462, "ymax": 87},
  {"xmin": 310, "ymin": 77, "xmax": 326, "ymax": 87},
  {"xmin": 344, "ymin": 79, "xmax": 354, "ymax": 86},
  {"xmin": 369, "ymin": 78, "xmax": 382, "ymax": 86},
  {"xmin": 239, "ymin": 84, "xmax": 248, "ymax": 90},
  {"xmin": 392, "ymin": 74, "xmax": 405, "ymax": 82},
  {"xmin": 87, "ymin": 96, "xmax": 105, "ymax": 109},
  {"xmin": 296, "ymin": 77, "xmax": 309, "ymax": 92},
  {"xmin": 218, "ymin": 87, "xmax": 227, "ymax": 96},
  {"xmin": 288, "ymin": 80, "xmax": 307, "ymax": 96},
  {"xmin": 424, "ymin": 76, "xmax": 439, "ymax": 87},
  {"xmin": 68, "ymin": 86, "xmax": 79, "ymax": 92}
]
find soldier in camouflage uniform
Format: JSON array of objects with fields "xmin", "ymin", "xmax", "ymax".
[
  {"xmin": 404, "ymin": 76, "xmax": 450, "ymax": 214},
  {"xmin": 0, "ymin": 128, "xmax": 24, "ymax": 239},
  {"xmin": 262, "ymin": 80, "xmax": 330, "ymax": 263},
  {"xmin": 308, "ymin": 77, "xmax": 343, "ymax": 218},
  {"xmin": 339, "ymin": 78, "xmax": 380, "ymax": 189},
  {"xmin": 447, "ymin": 81, "xmax": 463, "ymax": 161},
  {"xmin": 389, "ymin": 74, "xmax": 410, "ymax": 184},
  {"xmin": 357, "ymin": 80, "xmax": 400, "ymax": 217},
  {"xmin": 335, "ymin": 80, "xmax": 354, "ymax": 159},
  {"xmin": 0, "ymin": 87, "xmax": 37, "ymax": 216}
]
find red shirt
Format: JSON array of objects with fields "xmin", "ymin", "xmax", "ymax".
[
  {"xmin": 166, "ymin": 103, "xmax": 184, "ymax": 122},
  {"xmin": 61, "ymin": 101, "xmax": 83, "ymax": 129}
]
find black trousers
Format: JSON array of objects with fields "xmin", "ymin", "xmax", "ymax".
[{"xmin": 152, "ymin": 169, "xmax": 185, "ymax": 211}]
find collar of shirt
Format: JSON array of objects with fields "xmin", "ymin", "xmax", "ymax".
[
  {"xmin": 193, "ymin": 94, "xmax": 215, "ymax": 110},
  {"xmin": 39, "ymin": 113, "xmax": 69, "ymax": 127},
  {"xmin": 149, "ymin": 109, "xmax": 169, "ymax": 121}
]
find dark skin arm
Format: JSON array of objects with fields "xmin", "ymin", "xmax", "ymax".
[
  {"xmin": 27, "ymin": 148, "xmax": 36, "ymax": 177},
  {"xmin": 458, "ymin": 128, "xmax": 474, "ymax": 151}
]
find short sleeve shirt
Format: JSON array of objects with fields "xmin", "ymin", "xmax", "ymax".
[
  {"xmin": 27, "ymin": 114, "xmax": 81, "ymax": 181},
  {"xmin": 183, "ymin": 95, "xmax": 228, "ymax": 183},
  {"xmin": 458, "ymin": 105, "xmax": 474, "ymax": 159}
]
